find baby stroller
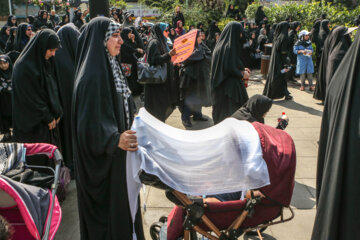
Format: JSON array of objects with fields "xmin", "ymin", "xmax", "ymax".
[
  {"xmin": 145, "ymin": 122, "xmax": 296, "ymax": 240},
  {"xmin": 0, "ymin": 143, "xmax": 63, "ymax": 240}
]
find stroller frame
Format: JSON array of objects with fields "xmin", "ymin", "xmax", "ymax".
[{"xmin": 171, "ymin": 189, "xmax": 295, "ymax": 240}]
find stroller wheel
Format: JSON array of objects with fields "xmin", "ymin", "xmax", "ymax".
[
  {"xmin": 150, "ymin": 222, "xmax": 163, "ymax": 240},
  {"xmin": 159, "ymin": 216, "xmax": 167, "ymax": 223}
]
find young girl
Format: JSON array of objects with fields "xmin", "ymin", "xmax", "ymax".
[
  {"xmin": 294, "ymin": 30, "xmax": 315, "ymax": 91},
  {"xmin": 0, "ymin": 55, "xmax": 12, "ymax": 142}
]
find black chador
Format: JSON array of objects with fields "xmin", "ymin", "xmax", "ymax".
[
  {"xmin": 0, "ymin": 54, "xmax": 13, "ymax": 137},
  {"xmin": 72, "ymin": 17, "xmax": 144, "ymax": 240},
  {"xmin": 12, "ymin": 29, "xmax": 62, "ymax": 146},
  {"xmin": 315, "ymin": 19, "xmax": 330, "ymax": 70},
  {"xmin": 211, "ymin": 21, "xmax": 249, "ymax": 124},
  {"xmin": 54, "ymin": 24, "xmax": 79, "ymax": 170},
  {"xmin": 144, "ymin": 23, "xmax": 176, "ymax": 122},
  {"xmin": 263, "ymin": 21, "xmax": 292, "ymax": 100},
  {"xmin": 312, "ymin": 28, "xmax": 360, "ymax": 240},
  {"xmin": 313, "ymin": 26, "xmax": 351, "ymax": 101}
]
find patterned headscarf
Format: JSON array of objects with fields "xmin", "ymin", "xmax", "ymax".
[{"xmin": 105, "ymin": 20, "xmax": 132, "ymax": 127}]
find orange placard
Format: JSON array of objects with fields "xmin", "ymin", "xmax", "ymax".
[{"xmin": 171, "ymin": 29, "xmax": 198, "ymax": 64}]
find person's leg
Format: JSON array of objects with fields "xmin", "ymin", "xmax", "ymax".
[
  {"xmin": 300, "ymin": 74, "xmax": 306, "ymax": 90},
  {"xmin": 307, "ymin": 73, "xmax": 314, "ymax": 90},
  {"xmin": 181, "ymin": 101, "xmax": 192, "ymax": 127},
  {"xmin": 192, "ymin": 104, "xmax": 207, "ymax": 121}
]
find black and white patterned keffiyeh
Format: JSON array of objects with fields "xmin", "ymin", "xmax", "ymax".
[{"xmin": 105, "ymin": 20, "xmax": 132, "ymax": 127}]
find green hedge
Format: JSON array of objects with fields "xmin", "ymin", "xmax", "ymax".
[{"xmin": 245, "ymin": 1, "xmax": 360, "ymax": 31}]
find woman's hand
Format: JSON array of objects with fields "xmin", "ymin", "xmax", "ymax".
[
  {"xmin": 118, "ymin": 130, "xmax": 138, "ymax": 152},
  {"xmin": 169, "ymin": 48, "xmax": 176, "ymax": 57},
  {"xmin": 243, "ymin": 71, "xmax": 250, "ymax": 79},
  {"xmin": 48, "ymin": 119, "xmax": 56, "ymax": 130},
  {"xmin": 137, "ymin": 48, "xmax": 144, "ymax": 54}
]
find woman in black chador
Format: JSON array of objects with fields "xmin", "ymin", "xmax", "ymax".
[
  {"xmin": 315, "ymin": 19, "xmax": 330, "ymax": 72},
  {"xmin": 232, "ymin": 94, "xmax": 273, "ymax": 124},
  {"xmin": 179, "ymin": 30, "xmax": 212, "ymax": 127},
  {"xmin": 13, "ymin": 23, "xmax": 31, "ymax": 52},
  {"xmin": 313, "ymin": 26, "xmax": 351, "ymax": 103},
  {"xmin": 144, "ymin": 23, "xmax": 176, "ymax": 122},
  {"xmin": 54, "ymin": 24, "xmax": 79, "ymax": 171},
  {"xmin": 255, "ymin": 6, "xmax": 267, "ymax": 26},
  {"xmin": 72, "ymin": 17, "xmax": 145, "ymax": 240},
  {"xmin": 263, "ymin": 21, "xmax": 293, "ymax": 100},
  {"xmin": 211, "ymin": 21, "xmax": 250, "ymax": 124},
  {"xmin": 312, "ymin": 28, "xmax": 360, "ymax": 240},
  {"xmin": 287, "ymin": 21, "xmax": 301, "ymax": 82},
  {"xmin": 12, "ymin": 29, "xmax": 62, "ymax": 146},
  {"xmin": 0, "ymin": 55, "xmax": 13, "ymax": 142},
  {"xmin": 120, "ymin": 27, "xmax": 144, "ymax": 96},
  {"xmin": 4, "ymin": 27, "xmax": 17, "ymax": 53}
]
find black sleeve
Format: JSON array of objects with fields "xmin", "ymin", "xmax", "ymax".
[{"xmin": 147, "ymin": 40, "xmax": 171, "ymax": 66}]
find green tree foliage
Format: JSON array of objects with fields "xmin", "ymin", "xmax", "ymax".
[
  {"xmin": 245, "ymin": 1, "xmax": 360, "ymax": 31},
  {"xmin": 0, "ymin": 0, "xmax": 10, "ymax": 16}
]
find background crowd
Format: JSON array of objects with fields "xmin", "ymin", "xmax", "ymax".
[{"xmin": 0, "ymin": 3, "xmax": 359, "ymax": 240}]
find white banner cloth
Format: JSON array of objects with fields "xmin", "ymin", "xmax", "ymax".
[{"xmin": 126, "ymin": 108, "xmax": 270, "ymax": 226}]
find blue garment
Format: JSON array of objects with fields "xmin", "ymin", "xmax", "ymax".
[{"xmin": 294, "ymin": 44, "xmax": 314, "ymax": 75}]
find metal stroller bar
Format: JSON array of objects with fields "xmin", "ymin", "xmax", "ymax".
[
  {"xmin": 170, "ymin": 189, "xmax": 295, "ymax": 240},
  {"xmin": 42, "ymin": 149, "xmax": 62, "ymax": 240}
]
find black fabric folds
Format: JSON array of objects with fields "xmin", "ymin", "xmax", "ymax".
[
  {"xmin": 54, "ymin": 24, "xmax": 79, "ymax": 170},
  {"xmin": 263, "ymin": 21, "xmax": 290, "ymax": 99},
  {"xmin": 313, "ymin": 27, "xmax": 351, "ymax": 101},
  {"xmin": 12, "ymin": 29, "xmax": 62, "ymax": 145},
  {"xmin": 72, "ymin": 17, "xmax": 144, "ymax": 240},
  {"xmin": 144, "ymin": 23, "xmax": 176, "ymax": 122},
  {"xmin": 120, "ymin": 27, "xmax": 143, "ymax": 95},
  {"xmin": 13, "ymin": 23, "xmax": 29, "ymax": 52},
  {"xmin": 211, "ymin": 21, "xmax": 249, "ymax": 124},
  {"xmin": 312, "ymin": 28, "xmax": 360, "ymax": 240},
  {"xmin": 180, "ymin": 32, "xmax": 212, "ymax": 107},
  {"xmin": 0, "ymin": 54, "xmax": 13, "ymax": 133},
  {"xmin": 231, "ymin": 94, "xmax": 273, "ymax": 123}
]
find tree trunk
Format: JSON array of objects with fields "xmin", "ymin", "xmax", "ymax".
[{"xmin": 89, "ymin": 0, "xmax": 110, "ymax": 19}]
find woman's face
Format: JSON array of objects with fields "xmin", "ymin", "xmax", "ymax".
[
  {"xmin": 197, "ymin": 35, "xmax": 202, "ymax": 44},
  {"xmin": 296, "ymin": 25, "xmax": 301, "ymax": 32},
  {"xmin": 5, "ymin": 28, "xmax": 10, "ymax": 36},
  {"xmin": 251, "ymin": 33, "xmax": 256, "ymax": 39},
  {"xmin": 43, "ymin": 12, "xmax": 48, "ymax": 19},
  {"xmin": 178, "ymin": 22, "xmax": 183, "ymax": 28},
  {"xmin": 106, "ymin": 30, "xmax": 123, "ymax": 56},
  {"xmin": 127, "ymin": 32, "xmax": 135, "ymax": 40},
  {"xmin": 0, "ymin": 61, "xmax": 9, "ymax": 71},
  {"xmin": 26, "ymin": 26, "xmax": 32, "ymax": 37},
  {"xmin": 45, "ymin": 48, "xmax": 58, "ymax": 60},
  {"xmin": 13, "ymin": 30, "xmax": 17, "ymax": 37},
  {"xmin": 65, "ymin": 15, "xmax": 69, "ymax": 22},
  {"xmin": 11, "ymin": 17, "xmax": 16, "ymax": 24},
  {"xmin": 170, "ymin": 29, "xmax": 175, "ymax": 35},
  {"xmin": 163, "ymin": 29, "xmax": 169, "ymax": 38},
  {"xmin": 304, "ymin": 35, "xmax": 310, "ymax": 41}
]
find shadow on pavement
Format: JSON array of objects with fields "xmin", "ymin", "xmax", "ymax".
[
  {"xmin": 291, "ymin": 181, "xmax": 316, "ymax": 210},
  {"xmin": 273, "ymin": 100, "xmax": 322, "ymax": 117}
]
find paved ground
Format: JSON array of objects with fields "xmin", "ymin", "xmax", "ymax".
[{"xmin": 56, "ymin": 70, "xmax": 322, "ymax": 240}]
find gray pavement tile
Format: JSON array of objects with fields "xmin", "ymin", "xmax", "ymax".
[
  {"xmin": 290, "ymin": 181, "xmax": 316, "ymax": 210},
  {"xmin": 295, "ymin": 157, "xmax": 317, "ymax": 179},
  {"xmin": 145, "ymin": 187, "xmax": 176, "ymax": 208},
  {"xmin": 299, "ymin": 179, "xmax": 317, "ymax": 199},
  {"xmin": 294, "ymin": 141, "xmax": 318, "ymax": 157},
  {"xmin": 270, "ymin": 209, "xmax": 315, "ymax": 240}
]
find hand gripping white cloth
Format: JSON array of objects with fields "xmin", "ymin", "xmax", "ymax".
[{"xmin": 126, "ymin": 108, "xmax": 270, "ymax": 228}]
